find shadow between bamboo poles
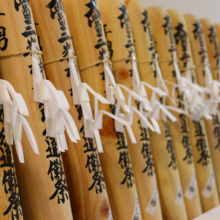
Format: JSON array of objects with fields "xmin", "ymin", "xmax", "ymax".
[
  {"xmin": 99, "ymin": 0, "xmax": 162, "ymax": 219},
  {"xmin": 62, "ymin": 0, "xmax": 142, "ymax": 219},
  {"xmin": 184, "ymin": 13, "xmax": 219, "ymax": 212},
  {"xmin": 0, "ymin": 1, "xmax": 74, "ymax": 219},
  {"xmin": 29, "ymin": 0, "xmax": 111, "ymax": 219},
  {"xmin": 200, "ymin": 18, "xmax": 220, "ymax": 201},
  {"xmin": 166, "ymin": 9, "xmax": 203, "ymax": 219}
]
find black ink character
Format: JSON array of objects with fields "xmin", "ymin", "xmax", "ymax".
[
  {"xmin": 84, "ymin": 0, "xmax": 101, "ymax": 27},
  {"xmin": 46, "ymin": 0, "xmax": 63, "ymax": 19},
  {"xmin": 0, "ymin": 26, "xmax": 8, "ymax": 51}
]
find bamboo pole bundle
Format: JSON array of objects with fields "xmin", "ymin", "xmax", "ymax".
[
  {"xmin": 29, "ymin": 1, "xmax": 111, "ymax": 219},
  {"xmin": 167, "ymin": 9, "xmax": 203, "ymax": 219},
  {"xmin": 0, "ymin": 1, "xmax": 74, "ymax": 219},
  {"xmin": 146, "ymin": 6, "xmax": 189, "ymax": 220},
  {"xmin": 62, "ymin": 0, "xmax": 141, "ymax": 219},
  {"xmin": 200, "ymin": 18, "xmax": 220, "ymax": 200},
  {"xmin": 184, "ymin": 13, "xmax": 219, "ymax": 212},
  {"xmin": 98, "ymin": 0, "xmax": 162, "ymax": 219}
]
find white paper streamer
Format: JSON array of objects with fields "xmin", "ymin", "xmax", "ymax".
[
  {"xmin": 132, "ymin": 191, "xmax": 141, "ymax": 220},
  {"xmin": 145, "ymin": 184, "xmax": 159, "ymax": 216},
  {"xmin": 68, "ymin": 49, "xmax": 139, "ymax": 152},
  {"xmin": 185, "ymin": 171, "xmax": 198, "ymax": 200},
  {"xmin": 31, "ymin": 43, "xmax": 80, "ymax": 152},
  {"xmin": 202, "ymin": 169, "xmax": 215, "ymax": 199},
  {"xmin": 174, "ymin": 180, "xmax": 183, "ymax": 207},
  {"xmin": 0, "ymin": 80, "xmax": 39, "ymax": 163}
]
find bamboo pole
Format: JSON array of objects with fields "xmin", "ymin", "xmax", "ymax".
[
  {"xmin": 62, "ymin": 0, "xmax": 141, "ymax": 219},
  {"xmin": 200, "ymin": 18, "xmax": 220, "ymax": 200},
  {"xmin": 184, "ymin": 13, "xmax": 219, "ymax": 212},
  {"xmin": 146, "ymin": 6, "xmax": 188, "ymax": 220},
  {"xmin": 29, "ymin": 1, "xmax": 111, "ymax": 219},
  {"xmin": 0, "ymin": 108, "xmax": 23, "ymax": 220},
  {"xmin": 0, "ymin": 1, "xmax": 74, "ymax": 219},
  {"xmin": 167, "ymin": 9, "xmax": 203, "ymax": 219},
  {"xmin": 98, "ymin": 0, "xmax": 162, "ymax": 219},
  {"xmin": 214, "ymin": 24, "xmax": 220, "ymax": 52}
]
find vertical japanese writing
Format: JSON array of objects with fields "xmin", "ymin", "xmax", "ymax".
[
  {"xmin": 138, "ymin": 119, "xmax": 154, "ymax": 176},
  {"xmin": 207, "ymin": 25, "xmax": 219, "ymax": 66},
  {"xmin": 179, "ymin": 114, "xmax": 193, "ymax": 164},
  {"xmin": 84, "ymin": 0, "xmax": 107, "ymax": 81},
  {"xmin": 164, "ymin": 122, "xmax": 177, "ymax": 169},
  {"xmin": 39, "ymin": 104, "xmax": 69, "ymax": 203},
  {"xmin": 213, "ymin": 114, "xmax": 220, "ymax": 150},
  {"xmin": 173, "ymin": 21, "xmax": 195, "ymax": 82},
  {"xmin": 46, "ymin": 0, "xmax": 72, "ymax": 96},
  {"xmin": 118, "ymin": 4, "xmax": 134, "ymax": 79},
  {"xmin": 193, "ymin": 121, "xmax": 210, "ymax": 165},
  {"xmin": 0, "ymin": 106, "xmax": 23, "ymax": 219},
  {"xmin": 110, "ymin": 105, "xmax": 135, "ymax": 187},
  {"xmin": 0, "ymin": 12, "xmax": 22, "ymax": 220},
  {"xmin": 0, "ymin": 13, "xmax": 8, "ymax": 51},
  {"xmin": 76, "ymin": 105, "xmax": 105, "ymax": 193},
  {"xmin": 104, "ymin": 24, "xmax": 113, "ymax": 60},
  {"xmin": 141, "ymin": 9, "xmax": 157, "ymax": 77},
  {"xmin": 162, "ymin": 15, "xmax": 175, "ymax": 55},
  {"xmin": 14, "ymin": 1, "xmax": 69, "ymax": 203},
  {"xmin": 174, "ymin": 22, "xmax": 190, "ymax": 69},
  {"xmin": 192, "ymin": 21, "xmax": 207, "ymax": 67},
  {"xmin": 117, "ymin": 132, "xmax": 134, "ymax": 187}
]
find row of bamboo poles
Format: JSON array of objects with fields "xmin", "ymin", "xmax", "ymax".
[{"xmin": 0, "ymin": 0, "xmax": 220, "ymax": 219}]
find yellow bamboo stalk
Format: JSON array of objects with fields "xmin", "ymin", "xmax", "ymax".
[
  {"xmin": 0, "ymin": 1, "xmax": 74, "ymax": 219},
  {"xmin": 98, "ymin": 0, "xmax": 162, "ymax": 219},
  {"xmin": 200, "ymin": 18, "xmax": 220, "ymax": 201},
  {"xmin": 166, "ymin": 9, "xmax": 203, "ymax": 219},
  {"xmin": 146, "ymin": 6, "xmax": 189, "ymax": 220},
  {"xmin": 184, "ymin": 13, "xmax": 219, "ymax": 212},
  {"xmin": 29, "ymin": 1, "xmax": 111, "ymax": 219},
  {"xmin": 63, "ymin": 0, "xmax": 141, "ymax": 219}
]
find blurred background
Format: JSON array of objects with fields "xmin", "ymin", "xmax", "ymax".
[{"xmin": 141, "ymin": 0, "xmax": 220, "ymax": 23}]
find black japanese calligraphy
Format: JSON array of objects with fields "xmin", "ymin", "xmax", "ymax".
[
  {"xmin": 164, "ymin": 122, "xmax": 177, "ymax": 169},
  {"xmin": 179, "ymin": 114, "xmax": 193, "ymax": 164},
  {"xmin": 162, "ymin": 15, "xmax": 175, "ymax": 55},
  {"xmin": 85, "ymin": 0, "xmax": 107, "ymax": 82},
  {"xmin": 192, "ymin": 21, "xmax": 207, "ymax": 65},
  {"xmin": 193, "ymin": 121, "xmax": 210, "ymax": 165},
  {"xmin": 75, "ymin": 105, "xmax": 105, "ymax": 194},
  {"xmin": 137, "ymin": 118, "xmax": 154, "ymax": 176},
  {"xmin": 213, "ymin": 114, "xmax": 220, "ymax": 151},
  {"xmin": 207, "ymin": 25, "xmax": 219, "ymax": 64},
  {"xmin": 174, "ymin": 22, "xmax": 190, "ymax": 69},
  {"xmin": 141, "ymin": 9, "xmax": 157, "ymax": 77},
  {"xmin": 0, "ymin": 106, "xmax": 23, "ymax": 219}
]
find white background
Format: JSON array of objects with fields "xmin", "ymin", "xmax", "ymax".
[{"xmin": 141, "ymin": 0, "xmax": 220, "ymax": 23}]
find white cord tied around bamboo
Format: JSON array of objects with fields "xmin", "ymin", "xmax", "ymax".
[
  {"xmin": 166, "ymin": 52, "xmax": 212, "ymax": 121},
  {"xmin": 203, "ymin": 58, "xmax": 220, "ymax": 115},
  {"xmin": 0, "ymin": 80, "xmax": 39, "ymax": 163},
  {"xmin": 68, "ymin": 49, "xmax": 138, "ymax": 152},
  {"xmin": 32, "ymin": 43, "xmax": 80, "ymax": 153}
]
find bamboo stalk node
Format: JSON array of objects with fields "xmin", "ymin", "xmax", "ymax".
[
  {"xmin": 0, "ymin": 49, "xmax": 42, "ymax": 58},
  {"xmin": 79, "ymin": 59, "xmax": 112, "ymax": 71},
  {"xmin": 44, "ymin": 55, "xmax": 77, "ymax": 65}
]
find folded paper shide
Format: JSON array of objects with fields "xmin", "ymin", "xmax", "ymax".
[
  {"xmin": 0, "ymin": 79, "xmax": 39, "ymax": 163},
  {"xmin": 31, "ymin": 43, "xmax": 80, "ymax": 152}
]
